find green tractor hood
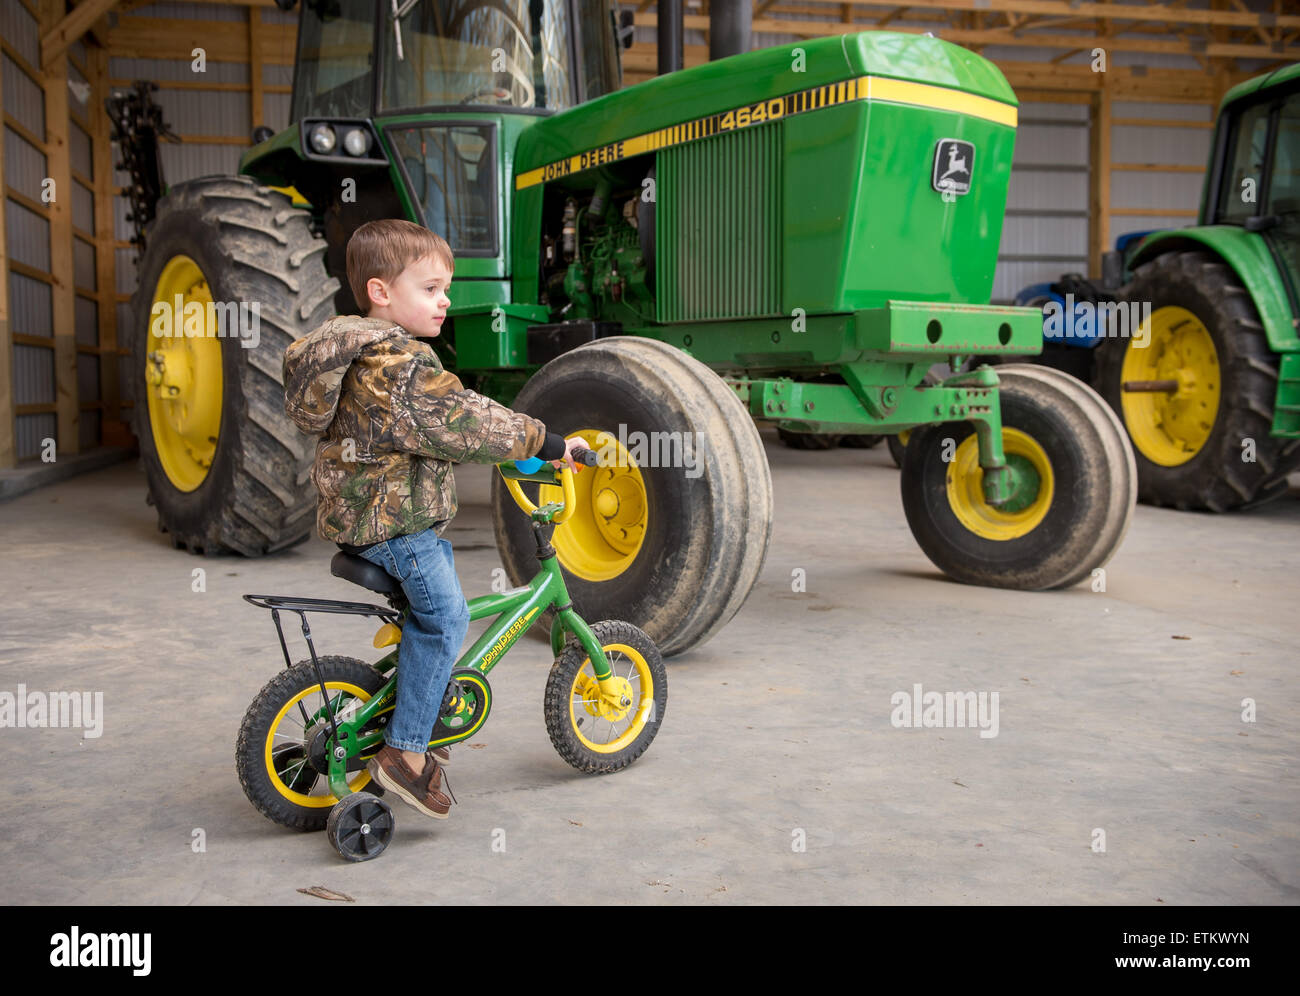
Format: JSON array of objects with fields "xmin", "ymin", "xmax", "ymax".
[{"xmin": 513, "ymin": 31, "xmax": 1021, "ymax": 316}]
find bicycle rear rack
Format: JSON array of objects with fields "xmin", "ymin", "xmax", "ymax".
[{"xmin": 243, "ymin": 594, "xmax": 402, "ymax": 755}]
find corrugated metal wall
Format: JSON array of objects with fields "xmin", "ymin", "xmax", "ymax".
[
  {"xmin": 4, "ymin": 0, "xmax": 51, "ymax": 461},
  {"xmin": 959, "ymin": 43, "xmax": 1236, "ymax": 302},
  {"xmin": 2, "ymin": 0, "xmax": 298, "ymax": 465},
  {"xmin": 995, "ymin": 101, "xmax": 1091, "ymax": 302},
  {"xmin": 1111, "ymin": 99, "xmax": 1212, "ymax": 241},
  {"xmin": 2, "ymin": 0, "xmax": 108, "ymax": 460}
]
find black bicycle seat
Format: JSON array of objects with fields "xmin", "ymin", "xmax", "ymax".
[{"xmin": 330, "ymin": 552, "xmax": 401, "ymax": 595}]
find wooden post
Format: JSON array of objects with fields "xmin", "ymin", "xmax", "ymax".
[
  {"xmin": 90, "ymin": 40, "xmax": 128, "ymax": 447},
  {"xmin": 1210, "ymin": 0, "xmax": 1233, "ymax": 111},
  {"xmin": 0, "ymin": 42, "xmax": 14, "ymax": 468},
  {"xmin": 1089, "ymin": 81, "xmax": 1112, "ymax": 279},
  {"xmin": 41, "ymin": 0, "xmax": 80, "ymax": 457},
  {"xmin": 249, "ymin": 6, "xmax": 263, "ymax": 133}
]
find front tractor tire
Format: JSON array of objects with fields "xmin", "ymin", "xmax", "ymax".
[
  {"xmin": 128, "ymin": 176, "xmax": 338, "ymax": 555},
  {"xmin": 490, "ymin": 337, "xmax": 773, "ymax": 657},
  {"xmin": 901, "ymin": 365, "xmax": 1136, "ymax": 590},
  {"xmin": 1094, "ymin": 250, "xmax": 1300, "ymax": 511}
]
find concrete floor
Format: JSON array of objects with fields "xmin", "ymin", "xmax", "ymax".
[{"xmin": 2, "ymin": 430, "xmax": 1297, "ymax": 905}]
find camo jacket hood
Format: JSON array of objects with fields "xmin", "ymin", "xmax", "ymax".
[{"xmin": 283, "ymin": 314, "xmax": 547, "ymax": 546}]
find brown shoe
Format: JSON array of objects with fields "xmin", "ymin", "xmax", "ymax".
[{"xmin": 367, "ymin": 745, "xmax": 451, "ymax": 819}]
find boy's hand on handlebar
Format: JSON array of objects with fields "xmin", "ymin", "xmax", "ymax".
[{"xmin": 550, "ymin": 436, "xmax": 586, "ymax": 473}]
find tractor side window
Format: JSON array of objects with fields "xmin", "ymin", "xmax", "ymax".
[
  {"xmin": 291, "ymin": 0, "xmax": 376, "ymax": 121},
  {"xmin": 390, "ymin": 125, "xmax": 497, "ymax": 255},
  {"xmin": 382, "ymin": 0, "xmax": 576, "ymax": 111},
  {"xmin": 1264, "ymin": 93, "xmax": 1300, "ymax": 303},
  {"xmin": 1216, "ymin": 101, "xmax": 1271, "ymax": 225},
  {"xmin": 1264, "ymin": 93, "xmax": 1299, "ymax": 219}
]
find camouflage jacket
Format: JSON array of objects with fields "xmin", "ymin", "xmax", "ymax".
[{"xmin": 283, "ymin": 315, "xmax": 549, "ymax": 546}]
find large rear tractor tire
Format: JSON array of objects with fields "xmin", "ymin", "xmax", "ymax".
[
  {"xmin": 127, "ymin": 175, "xmax": 338, "ymax": 555},
  {"xmin": 490, "ymin": 337, "xmax": 773, "ymax": 657},
  {"xmin": 900, "ymin": 365, "xmax": 1136, "ymax": 589},
  {"xmin": 1093, "ymin": 250, "xmax": 1300, "ymax": 511}
]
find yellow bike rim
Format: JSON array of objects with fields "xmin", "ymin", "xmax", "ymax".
[
  {"xmin": 145, "ymin": 255, "xmax": 224, "ymax": 491},
  {"xmin": 947, "ymin": 427, "xmax": 1054, "ymax": 540},
  {"xmin": 1119, "ymin": 305, "xmax": 1220, "ymax": 467},
  {"xmin": 264, "ymin": 681, "xmax": 374, "ymax": 808},
  {"xmin": 569, "ymin": 643, "xmax": 654, "ymax": 754},
  {"xmin": 541, "ymin": 427, "xmax": 648, "ymax": 581}
]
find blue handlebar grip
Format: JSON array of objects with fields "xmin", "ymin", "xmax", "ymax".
[{"xmin": 513, "ymin": 456, "xmax": 545, "ymax": 474}]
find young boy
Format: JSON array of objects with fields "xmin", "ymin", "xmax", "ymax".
[{"xmin": 282, "ymin": 218, "xmax": 583, "ymax": 820}]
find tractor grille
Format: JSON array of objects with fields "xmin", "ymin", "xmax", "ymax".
[{"xmin": 656, "ymin": 122, "xmax": 783, "ymax": 323}]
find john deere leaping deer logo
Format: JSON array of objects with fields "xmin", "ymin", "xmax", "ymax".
[{"xmin": 933, "ymin": 139, "xmax": 975, "ymax": 196}]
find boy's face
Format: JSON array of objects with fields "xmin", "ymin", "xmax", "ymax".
[{"xmin": 365, "ymin": 254, "xmax": 452, "ymax": 338}]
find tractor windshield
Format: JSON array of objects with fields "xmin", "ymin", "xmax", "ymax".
[
  {"xmin": 381, "ymin": 0, "xmax": 588, "ymax": 112},
  {"xmin": 292, "ymin": 0, "xmax": 377, "ymax": 120}
]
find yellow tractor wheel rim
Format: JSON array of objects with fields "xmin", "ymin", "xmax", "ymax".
[
  {"xmin": 541, "ymin": 427, "xmax": 648, "ymax": 581},
  {"xmin": 1119, "ymin": 305, "xmax": 1220, "ymax": 467},
  {"xmin": 569, "ymin": 643, "xmax": 654, "ymax": 754},
  {"xmin": 264, "ymin": 680, "xmax": 374, "ymax": 808},
  {"xmin": 145, "ymin": 255, "xmax": 224, "ymax": 491},
  {"xmin": 947, "ymin": 427, "xmax": 1054, "ymax": 540}
]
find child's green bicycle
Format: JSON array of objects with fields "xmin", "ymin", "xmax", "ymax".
[{"xmin": 236, "ymin": 449, "xmax": 666, "ymax": 861}]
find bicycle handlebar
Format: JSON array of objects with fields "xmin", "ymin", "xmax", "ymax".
[{"xmin": 496, "ymin": 446, "xmax": 598, "ymax": 522}]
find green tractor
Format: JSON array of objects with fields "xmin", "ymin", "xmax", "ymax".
[
  {"xmin": 1032, "ymin": 65, "xmax": 1299, "ymax": 511},
  {"xmin": 1096, "ymin": 64, "xmax": 1300, "ymax": 511},
  {"xmin": 127, "ymin": 0, "xmax": 1135, "ymax": 656}
]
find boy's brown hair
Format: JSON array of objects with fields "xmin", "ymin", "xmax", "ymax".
[{"xmin": 346, "ymin": 219, "xmax": 454, "ymax": 314}]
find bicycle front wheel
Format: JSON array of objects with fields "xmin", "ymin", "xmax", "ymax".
[{"xmin": 544, "ymin": 620, "xmax": 667, "ymax": 774}]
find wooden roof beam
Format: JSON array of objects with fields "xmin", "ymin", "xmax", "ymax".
[
  {"xmin": 41, "ymin": 0, "xmax": 120, "ymax": 68},
  {"xmin": 633, "ymin": 10, "xmax": 1300, "ymax": 61},
  {"xmin": 875, "ymin": 6, "xmax": 909, "ymax": 28},
  {"xmin": 1225, "ymin": 1, "xmax": 1271, "ymax": 45}
]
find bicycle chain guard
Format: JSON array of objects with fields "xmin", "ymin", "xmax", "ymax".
[{"xmin": 432, "ymin": 668, "xmax": 492, "ymax": 743}]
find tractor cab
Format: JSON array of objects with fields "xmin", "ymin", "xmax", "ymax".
[
  {"xmin": 247, "ymin": 0, "xmax": 625, "ymax": 310},
  {"xmin": 1201, "ymin": 69, "xmax": 1300, "ymax": 313}
]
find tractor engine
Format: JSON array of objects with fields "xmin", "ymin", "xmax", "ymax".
[{"xmin": 540, "ymin": 174, "xmax": 656, "ymax": 327}]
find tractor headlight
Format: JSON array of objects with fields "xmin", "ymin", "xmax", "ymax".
[
  {"xmin": 308, "ymin": 123, "xmax": 337, "ymax": 154},
  {"xmin": 343, "ymin": 128, "xmax": 371, "ymax": 157}
]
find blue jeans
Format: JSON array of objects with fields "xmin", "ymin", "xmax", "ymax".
[{"xmin": 358, "ymin": 529, "xmax": 471, "ymax": 753}]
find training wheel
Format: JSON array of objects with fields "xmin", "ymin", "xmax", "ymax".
[{"xmin": 326, "ymin": 791, "xmax": 394, "ymax": 862}]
